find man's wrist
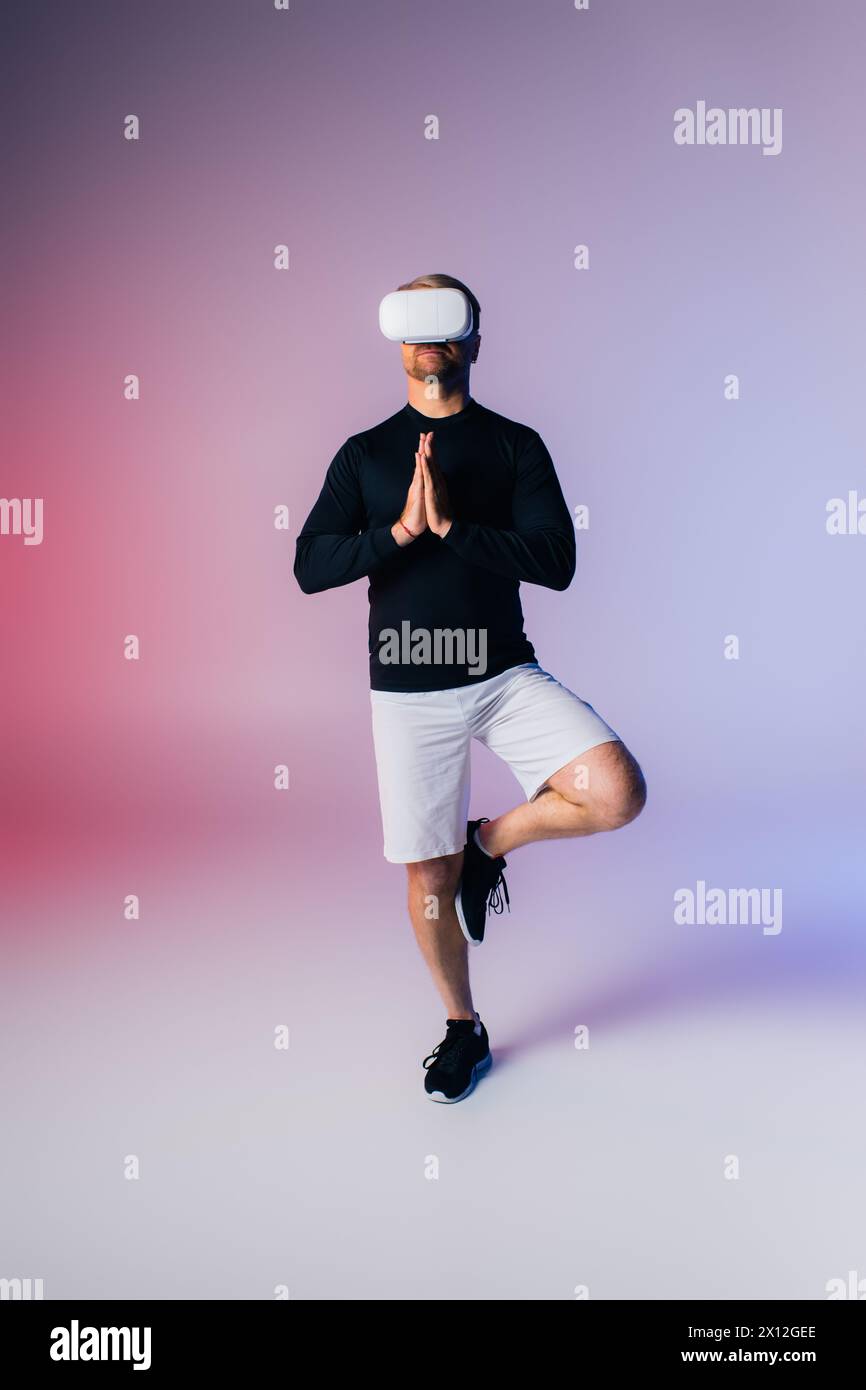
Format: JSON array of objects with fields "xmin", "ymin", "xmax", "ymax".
[
  {"xmin": 392, "ymin": 517, "xmax": 420, "ymax": 546},
  {"xmin": 432, "ymin": 518, "xmax": 453, "ymax": 539}
]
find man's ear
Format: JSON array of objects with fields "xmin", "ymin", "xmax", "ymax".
[{"xmin": 471, "ymin": 333, "xmax": 481, "ymax": 363}]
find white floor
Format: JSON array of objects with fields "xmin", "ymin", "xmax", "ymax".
[{"xmin": 3, "ymin": 824, "xmax": 864, "ymax": 1302}]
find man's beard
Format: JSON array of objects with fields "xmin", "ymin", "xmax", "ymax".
[{"xmin": 407, "ymin": 350, "xmax": 460, "ymax": 385}]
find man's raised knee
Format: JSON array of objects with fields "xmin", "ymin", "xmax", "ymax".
[{"xmin": 598, "ymin": 747, "xmax": 646, "ymax": 829}]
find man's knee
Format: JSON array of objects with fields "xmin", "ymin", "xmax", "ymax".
[
  {"xmin": 595, "ymin": 744, "xmax": 646, "ymax": 829},
  {"xmin": 552, "ymin": 741, "xmax": 647, "ymax": 831},
  {"xmin": 406, "ymin": 852, "xmax": 462, "ymax": 902}
]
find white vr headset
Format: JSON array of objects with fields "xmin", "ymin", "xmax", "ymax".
[{"xmin": 378, "ymin": 287, "xmax": 474, "ymax": 343}]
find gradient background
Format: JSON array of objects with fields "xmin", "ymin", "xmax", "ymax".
[{"xmin": 3, "ymin": 0, "xmax": 865, "ymax": 1300}]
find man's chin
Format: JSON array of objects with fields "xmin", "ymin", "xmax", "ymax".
[{"xmin": 407, "ymin": 361, "xmax": 454, "ymax": 385}]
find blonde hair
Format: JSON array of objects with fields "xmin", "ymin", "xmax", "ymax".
[{"xmin": 396, "ymin": 273, "xmax": 480, "ymax": 333}]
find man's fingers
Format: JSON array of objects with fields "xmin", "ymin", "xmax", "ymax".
[{"xmin": 419, "ymin": 447, "xmax": 440, "ymax": 492}]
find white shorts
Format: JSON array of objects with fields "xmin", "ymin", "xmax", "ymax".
[{"xmin": 369, "ymin": 662, "xmax": 620, "ymax": 863}]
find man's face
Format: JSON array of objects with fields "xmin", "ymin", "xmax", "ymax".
[{"xmin": 401, "ymin": 332, "xmax": 480, "ymax": 386}]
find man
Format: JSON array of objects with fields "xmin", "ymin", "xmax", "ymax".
[{"xmin": 295, "ymin": 273, "xmax": 646, "ymax": 1103}]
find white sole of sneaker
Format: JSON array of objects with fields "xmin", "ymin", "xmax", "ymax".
[
  {"xmin": 427, "ymin": 1050, "xmax": 492, "ymax": 1103},
  {"xmin": 454, "ymin": 882, "xmax": 483, "ymax": 948}
]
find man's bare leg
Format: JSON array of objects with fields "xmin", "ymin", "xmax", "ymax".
[
  {"xmin": 479, "ymin": 740, "xmax": 647, "ymax": 858},
  {"xmin": 404, "ymin": 744, "xmax": 645, "ymax": 1019},
  {"xmin": 405, "ymin": 851, "xmax": 476, "ymax": 1020}
]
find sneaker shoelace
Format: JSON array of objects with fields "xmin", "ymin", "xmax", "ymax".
[
  {"xmin": 474, "ymin": 819, "xmax": 511, "ymax": 918},
  {"xmin": 423, "ymin": 1031, "xmax": 475, "ymax": 1072},
  {"xmin": 486, "ymin": 866, "xmax": 510, "ymax": 917}
]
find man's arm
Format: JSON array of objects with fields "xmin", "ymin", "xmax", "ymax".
[
  {"xmin": 293, "ymin": 439, "xmax": 405, "ymax": 595},
  {"xmin": 426, "ymin": 430, "xmax": 576, "ymax": 591}
]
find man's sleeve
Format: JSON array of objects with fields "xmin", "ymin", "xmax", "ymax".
[
  {"xmin": 440, "ymin": 429, "xmax": 576, "ymax": 590},
  {"xmin": 293, "ymin": 439, "xmax": 401, "ymax": 595}
]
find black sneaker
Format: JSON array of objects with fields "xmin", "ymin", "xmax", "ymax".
[
  {"xmin": 455, "ymin": 817, "xmax": 510, "ymax": 946},
  {"xmin": 423, "ymin": 1018, "xmax": 492, "ymax": 1103}
]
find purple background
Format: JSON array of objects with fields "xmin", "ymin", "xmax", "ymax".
[{"xmin": 3, "ymin": 0, "xmax": 865, "ymax": 1298}]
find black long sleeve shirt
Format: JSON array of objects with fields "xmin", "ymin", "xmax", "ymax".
[{"xmin": 294, "ymin": 397, "xmax": 575, "ymax": 691}]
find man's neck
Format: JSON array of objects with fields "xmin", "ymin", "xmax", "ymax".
[{"xmin": 406, "ymin": 376, "xmax": 471, "ymax": 418}]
